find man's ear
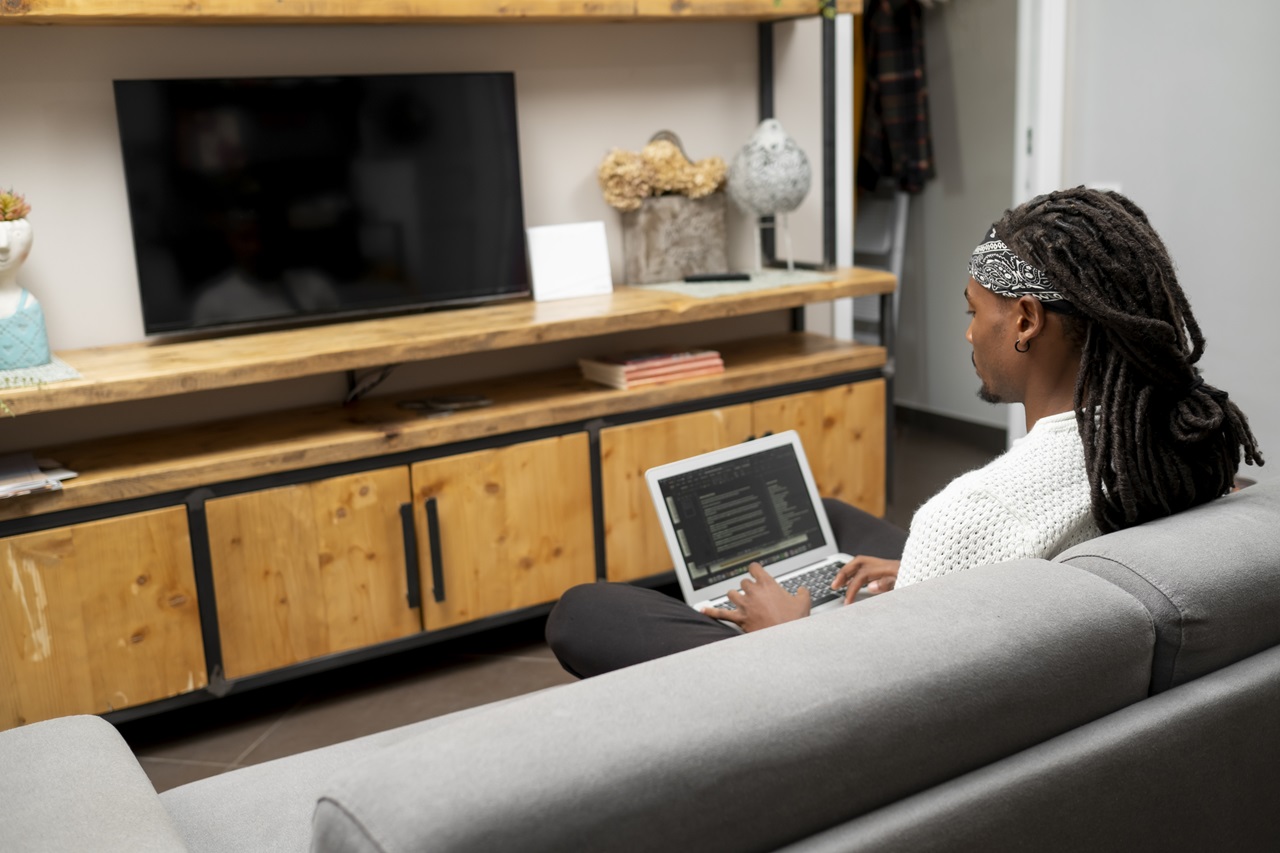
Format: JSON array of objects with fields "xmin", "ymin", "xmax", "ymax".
[{"xmin": 1014, "ymin": 295, "xmax": 1049, "ymax": 342}]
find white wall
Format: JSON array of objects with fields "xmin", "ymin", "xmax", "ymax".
[
  {"xmin": 1063, "ymin": 0, "xmax": 1280, "ymax": 482},
  {"xmin": 893, "ymin": 0, "xmax": 1019, "ymax": 429},
  {"xmin": 0, "ymin": 23, "xmax": 781, "ymax": 351},
  {"xmin": 1, "ymin": 22, "xmax": 845, "ymax": 449}
]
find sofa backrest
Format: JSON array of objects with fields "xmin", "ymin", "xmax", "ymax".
[
  {"xmin": 312, "ymin": 561, "xmax": 1155, "ymax": 853},
  {"xmin": 777, "ymin": 643, "xmax": 1280, "ymax": 853},
  {"xmin": 1056, "ymin": 479, "xmax": 1280, "ymax": 694}
]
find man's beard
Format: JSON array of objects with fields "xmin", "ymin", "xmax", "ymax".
[
  {"xmin": 976, "ymin": 384, "xmax": 1004, "ymax": 404},
  {"xmin": 972, "ymin": 352, "xmax": 1004, "ymax": 404}
]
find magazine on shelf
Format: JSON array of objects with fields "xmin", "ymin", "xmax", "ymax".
[{"xmin": 0, "ymin": 453, "xmax": 76, "ymax": 499}]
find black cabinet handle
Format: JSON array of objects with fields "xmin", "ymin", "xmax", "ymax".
[
  {"xmin": 399, "ymin": 503, "xmax": 422, "ymax": 610},
  {"xmin": 425, "ymin": 496, "xmax": 446, "ymax": 603}
]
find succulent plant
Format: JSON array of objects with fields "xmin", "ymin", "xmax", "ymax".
[{"xmin": 0, "ymin": 189, "xmax": 31, "ymax": 222}]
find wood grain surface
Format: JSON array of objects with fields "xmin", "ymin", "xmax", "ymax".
[
  {"xmin": 205, "ymin": 468, "xmax": 421, "ymax": 679},
  {"xmin": 412, "ymin": 434, "xmax": 595, "ymax": 630},
  {"xmin": 0, "ymin": 507, "xmax": 206, "ymax": 729},
  {"xmin": 0, "ymin": 0, "xmax": 860, "ymax": 25}
]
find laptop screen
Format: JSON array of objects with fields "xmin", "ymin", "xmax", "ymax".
[{"xmin": 655, "ymin": 443, "xmax": 827, "ymax": 591}]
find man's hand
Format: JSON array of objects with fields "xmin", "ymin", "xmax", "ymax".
[
  {"xmin": 833, "ymin": 556, "xmax": 901, "ymax": 605},
  {"xmin": 701, "ymin": 563, "xmax": 811, "ymax": 633}
]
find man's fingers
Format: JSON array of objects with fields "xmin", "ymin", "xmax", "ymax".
[
  {"xmin": 747, "ymin": 562, "xmax": 778, "ymax": 588},
  {"xmin": 833, "ymin": 557, "xmax": 864, "ymax": 589},
  {"xmin": 700, "ymin": 605, "xmax": 743, "ymax": 625},
  {"xmin": 866, "ymin": 577, "xmax": 897, "ymax": 595},
  {"xmin": 843, "ymin": 568, "xmax": 871, "ymax": 605}
]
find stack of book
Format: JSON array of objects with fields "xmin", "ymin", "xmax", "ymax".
[{"xmin": 578, "ymin": 348, "xmax": 724, "ymax": 390}]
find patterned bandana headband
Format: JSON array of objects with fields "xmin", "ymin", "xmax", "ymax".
[{"xmin": 968, "ymin": 225, "xmax": 1075, "ymax": 311}]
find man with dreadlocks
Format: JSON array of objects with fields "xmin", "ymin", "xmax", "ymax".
[{"xmin": 546, "ymin": 187, "xmax": 1262, "ymax": 678}]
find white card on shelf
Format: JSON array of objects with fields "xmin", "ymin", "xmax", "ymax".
[{"xmin": 526, "ymin": 221, "xmax": 614, "ymax": 302}]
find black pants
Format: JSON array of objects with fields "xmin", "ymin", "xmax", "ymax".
[{"xmin": 545, "ymin": 499, "xmax": 908, "ymax": 678}]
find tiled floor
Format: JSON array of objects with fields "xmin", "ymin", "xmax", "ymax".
[{"xmin": 118, "ymin": 415, "xmax": 999, "ymax": 793}]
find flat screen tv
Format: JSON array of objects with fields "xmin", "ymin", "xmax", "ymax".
[{"xmin": 114, "ymin": 72, "xmax": 530, "ymax": 336}]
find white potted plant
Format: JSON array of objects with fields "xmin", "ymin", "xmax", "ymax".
[{"xmin": 0, "ymin": 189, "xmax": 52, "ymax": 371}]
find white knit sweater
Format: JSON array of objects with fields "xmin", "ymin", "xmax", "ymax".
[{"xmin": 896, "ymin": 410, "xmax": 1102, "ymax": 588}]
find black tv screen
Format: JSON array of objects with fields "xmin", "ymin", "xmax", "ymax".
[{"xmin": 114, "ymin": 72, "xmax": 530, "ymax": 335}]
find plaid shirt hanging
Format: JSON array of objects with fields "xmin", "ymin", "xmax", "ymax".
[{"xmin": 858, "ymin": 0, "xmax": 936, "ymax": 193}]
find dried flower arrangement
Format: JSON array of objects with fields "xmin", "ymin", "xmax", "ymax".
[
  {"xmin": 598, "ymin": 139, "xmax": 727, "ymax": 212},
  {"xmin": 0, "ymin": 190, "xmax": 31, "ymax": 222}
]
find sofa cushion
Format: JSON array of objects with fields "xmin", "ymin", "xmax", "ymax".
[
  {"xmin": 1056, "ymin": 480, "xmax": 1280, "ymax": 694},
  {"xmin": 778, "ymin": 643, "xmax": 1280, "ymax": 853},
  {"xmin": 312, "ymin": 561, "xmax": 1154, "ymax": 853},
  {"xmin": 0, "ymin": 714, "xmax": 189, "ymax": 853}
]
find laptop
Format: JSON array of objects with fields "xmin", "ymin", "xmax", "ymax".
[{"xmin": 645, "ymin": 431, "xmax": 854, "ymax": 616}]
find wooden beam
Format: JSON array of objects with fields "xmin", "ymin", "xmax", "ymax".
[
  {"xmin": 0, "ymin": 0, "xmax": 860, "ymax": 25},
  {"xmin": 634, "ymin": 1, "xmax": 860, "ymax": 20},
  {"xmin": 0, "ymin": 1, "xmax": 631, "ymax": 25}
]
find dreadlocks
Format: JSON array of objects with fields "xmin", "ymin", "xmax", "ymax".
[{"xmin": 994, "ymin": 186, "xmax": 1263, "ymax": 533}]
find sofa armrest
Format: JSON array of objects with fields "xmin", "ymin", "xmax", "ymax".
[{"xmin": 0, "ymin": 715, "xmax": 188, "ymax": 853}]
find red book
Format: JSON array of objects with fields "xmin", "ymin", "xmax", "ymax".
[
  {"xmin": 579, "ymin": 349, "xmax": 724, "ymax": 389},
  {"xmin": 612, "ymin": 361, "xmax": 725, "ymax": 389}
]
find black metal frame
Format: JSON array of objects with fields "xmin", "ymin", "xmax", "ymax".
[
  {"xmin": 758, "ymin": 14, "xmax": 896, "ymax": 501},
  {"xmin": 756, "ymin": 18, "xmax": 838, "ymax": 274}
]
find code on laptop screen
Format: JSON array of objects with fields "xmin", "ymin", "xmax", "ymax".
[{"xmin": 657, "ymin": 444, "xmax": 825, "ymax": 590}]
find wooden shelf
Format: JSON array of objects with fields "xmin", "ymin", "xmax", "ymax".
[
  {"xmin": 0, "ymin": 331, "xmax": 884, "ymax": 521},
  {"xmin": 0, "ymin": 0, "xmax": 860, "ymax": 25},
  {"xmin": 0, "ymin": 268, "xmax": 893, "ymax": 417}
]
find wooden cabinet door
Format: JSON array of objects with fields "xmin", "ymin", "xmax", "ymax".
[
  {"xmin": 411, "ymin": 434, "xmax": 594, "ymax": 630},
  {"xmin": 206, "ymin": 467, "xmax": 421, "ymax": 679},
  {"xmin": 599, "ymin": 405, "xmax": 754, "ymax": 582},
  {"xmin": 0, "ymin": 507, "xmax": 206, "ymax": 729},
  {"xmin": 750, "ymin": 379, "xmax": 886, "ymax": 516}
]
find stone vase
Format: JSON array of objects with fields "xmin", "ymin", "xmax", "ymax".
[{"xmin": 621, "ymin": 193, "xmax": 729, "ymax": 284}]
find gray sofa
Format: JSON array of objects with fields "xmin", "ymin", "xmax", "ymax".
[{"xmin": 4, "ymin": 481, "xmax": 1279, "ymax": 852}]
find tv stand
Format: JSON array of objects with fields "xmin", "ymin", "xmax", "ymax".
[{"xmin": 0, "ymin": 269, "xmax": 893, "ymax": 730}]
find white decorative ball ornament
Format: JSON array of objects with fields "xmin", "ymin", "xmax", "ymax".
[{"xmin": 726, "ymin": 119, "xmax": 812, "ymax": 217}]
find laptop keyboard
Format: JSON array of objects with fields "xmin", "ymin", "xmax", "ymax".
[
  {"xmin": 710, "ymin": 558, "xmax": 848, "ymax": 612},
  {"xmin": 778, "ymin": 558, "xmax": 847, "ymax": 606}
]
